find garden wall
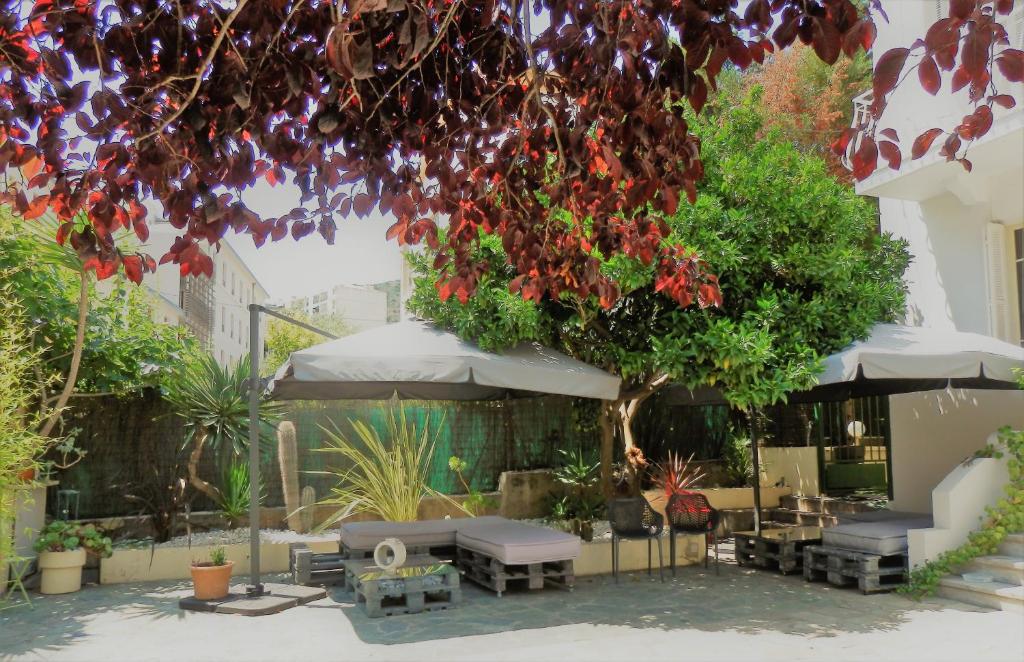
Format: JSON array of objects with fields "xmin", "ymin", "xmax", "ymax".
[{"xmin": 53, "ymin": 393, "xmax": 588, "ymax": 519}]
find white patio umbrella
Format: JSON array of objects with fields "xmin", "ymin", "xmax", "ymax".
[
  {"xmin": 268, "ymin": 319, "xmax": 622, "ymax": 401},
  {"xmin": 662, "ymin": 323, "xmax": 1024, "ymax": 532}
]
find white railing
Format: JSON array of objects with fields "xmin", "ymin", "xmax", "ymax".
[{"xmin": 851, "ymin": 90, "xmax": 873, "ymax": 131}]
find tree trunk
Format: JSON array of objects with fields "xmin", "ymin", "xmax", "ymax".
[
  {"xmin": 39, "ymin": 271, "xmax": 88, "ymax": 438},
  {"xmin": 188, "ymin": 431, "xmax": 221, "ymax": 503},
  {"xmin": 618, "ymin": 400, "xmax": 643, "ymax": 496}
]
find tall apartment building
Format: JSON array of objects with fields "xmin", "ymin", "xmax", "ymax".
[
  {"xmin": 143, "ymin": 223, "xmax": 269, "ymax": 366},
  {"xmin": 290, "ymin": 283, "xmax": 389, "ymax": 331}
]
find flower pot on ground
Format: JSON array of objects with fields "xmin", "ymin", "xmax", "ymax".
[
  {"xmin": 38, "ymin": 548, "xmax": 87, "ymax": 594},
  {"xmin": 191, "ymin": 547, "xmax": 233, "ymax": 600}
]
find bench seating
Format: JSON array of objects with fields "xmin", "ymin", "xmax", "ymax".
[{"xmin": 823, "ymin": 512, "xmax": 933, "ymax": 556}]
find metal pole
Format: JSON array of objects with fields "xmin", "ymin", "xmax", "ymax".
[
  {"xmin": 748, "ymin": 408, "xmax": 763, "ymax": 535},
  {"xmin": 247, "ymin": 303, "xmax": 264, "ymax": 596}
]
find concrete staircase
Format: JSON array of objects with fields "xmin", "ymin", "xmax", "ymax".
[
  {"xmin": 765, "ymin": 495, "xmax": 879, "ymax": 529},
  {"xmin": 937, "ymin": 533, "xmax": 1024, "ymax": 612}
]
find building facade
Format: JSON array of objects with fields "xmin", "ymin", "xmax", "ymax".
[
  {"xmin": 143, "ymin": 223, "xmax": 269, "ymax": 367},
  {"xmin": 854, "ymin": 1, "xmax": 1024, "ymax": 512},
  {"xmin": 290, "ymin": 283, "xmax": 389, "ymax": 332}
]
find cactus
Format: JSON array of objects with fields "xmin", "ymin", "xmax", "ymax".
[
  {"xmin": 277, "ymin": 421, "xmax": 302, "ymax": 532},
  {"xmin": 300, "ymin": 486, "xmax": 316, "ymax": 533}
]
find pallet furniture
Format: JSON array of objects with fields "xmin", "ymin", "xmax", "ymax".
[
  {"xmin": 289, "ymin": 544, "xmax": 347, "ymax": 586},
  {"xmin": 734, "ymin": 526, "xmax": 822, "ymax": 575},
  {"xmin": 456, "ymin": 547, "xmax": 574, "ymax": 597},
  {"xmin": 803, "ymin": 545, "xmax": 908, "ymax": 594},
  {"xmin": 345, "ymin": 555, "xmax": 461, "ymax": 618}
]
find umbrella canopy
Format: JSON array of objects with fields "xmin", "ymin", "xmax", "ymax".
[
  {"xmin": 663, "ymin": 323, "xmax": 1024, "ymax": 405},
  {"xmin": 268, "ymin": 320, "xmax": 622, "ymax": 401}
]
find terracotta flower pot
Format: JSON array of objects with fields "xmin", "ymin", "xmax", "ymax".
[
  {"xmin": 190, "ymin": 561, "xmax": 234, "ymax": 600},
  {"xmin": 16, "ymin": 467, "xmax": 35, "ymax": 482},
  {"xmin": 38, "ymin": 548, "xmax": 87, "ymax": 595}
]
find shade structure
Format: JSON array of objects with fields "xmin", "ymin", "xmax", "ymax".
[
  {"xmin": 659, "ymin": 323, "xmax": 1024, "ymax": 534},
  {"xmin": 663, "ymin": 323, "xmax": 1024, "ymax": 405},
  {"xmin": 268, "ymin": 320, "xmax": 622, "ymax": 401}
]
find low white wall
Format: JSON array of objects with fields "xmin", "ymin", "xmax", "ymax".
[
  {"xmin": 759, "ymin": 447, "xmax": 820, "ymax": 497},
  {"xmin": 908, "ymin": 455, "xmax": 1010, "ymax": 569},
  {"xmin": 889, "ymin": 389, "xmax": 1024, "ymax": 513}
]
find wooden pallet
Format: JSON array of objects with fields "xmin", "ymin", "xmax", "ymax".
[
  {"xmin": 734, "ymin": 532, "xmax": 819, "ymax": 575},
  {"xmin": 455, "ymin": 547, "xmax": 574, "ymax": 597},
  {"xmin": 290, "ymin": 543, "xmax": 347, "ymax": 586},
  {"xmin": 803, "ymin": 545, "xmax": 908, "ymax": 594},
  {"xmin": 345, "ymin": 556, "xmax": 461, "ymax": 618}
]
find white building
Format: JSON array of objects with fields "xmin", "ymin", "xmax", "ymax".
[
  {"xmin": 290, "ymin": 283, "xmax": 389, "ymax": 332},
  {"xmin": 854, "ymin": 2, "xmax": 1024, "ymax": 518},
  {"xmin": 143, "ymin": 223, "xmax": 268, "ymax": 366}
]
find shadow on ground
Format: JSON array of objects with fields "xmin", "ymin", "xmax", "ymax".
[{"xmin": 328, "ymin": 560, "xmax": 992, "ymax": 646}]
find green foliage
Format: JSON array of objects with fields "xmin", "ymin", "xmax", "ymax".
[
  {"xmin": 902, "ymin": 425, "xmax": 1024, "ymax": 597},
  {"xmin": 551, "ymin": 448, "xmax": 604, "ymax": 522},
  {"xmin": 31, "ymin": 520, "xmax": 111, "ymax": 557},
  {"xmin": 721, "ymin": 432, "xmax": 755, "ymax": 488},
  {"xmin": 75, "ymin": 523, "xmax": 113, "ymax": 558},
  {"xmin": 163, "ymin": 353, "xmax": 281, "ymax": 458},
  {"xmin": 217, "ymin": 462, "xmax": 264, "ymax": 527},
  {"xmin": 0, "ymin": 207, "xmax": 196, "ymax": 398},
  {"xmin": 209, "ymin": 547, "xmax": 227, "ymax": 566},
  {"xmin": 407, "ymin": 98, "xmax": 910, "ymax": 410},
  {"xmin": 314, "ymin": 407, "xmax": 466, "ymax": 526},
  {"xmin": 447, "ymin": 455, "xmax": 497, "ymax": 516},
  {"xmin": 263, "ymin": 306, "xmax": 351, "ymax": 375}
]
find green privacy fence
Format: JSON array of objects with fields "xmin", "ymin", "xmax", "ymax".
[{"xmin": 52, "ymin": 393, "xmax": 589, "ymax": 519}]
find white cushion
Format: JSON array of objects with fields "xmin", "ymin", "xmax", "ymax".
[
  {"xmin": 339, "ymin": 516, "xmax": 505, "ymax": 550},
  {"xmin": 822, "ymin": 517, "xmax": 933, "ymax": 556},
  {"xmin": 456, "ymin": 519, "xmax": 581, "ymax": 565}
]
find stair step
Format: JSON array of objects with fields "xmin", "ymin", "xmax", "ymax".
[
  {"xmin": 998, "ymin": 533, "xmax": 1024, "ymax": 557},
  {"xmin": 963, "ymin": 555, "xmax": 1024, "ymax": 586},
  {"xmin": 767, "ymin": 508, "xmax": 839, "ymax": 528},
  {"xmin": 937, "ymin": 576, "xmax": 1024, "ymax": 612}
]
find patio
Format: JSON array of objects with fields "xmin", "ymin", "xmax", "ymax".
[{"xmin": 2, "ymin": 549, "xmax": 1021, "ymax": 662}]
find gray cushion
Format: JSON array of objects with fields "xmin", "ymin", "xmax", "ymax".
[
  {"xmin": 822, "ymin": 517, "xmax": 934, "ymax": 556},
  {"xmin": 339, "ymin": 516, "xmax": 504, "ymax": 551},
  {"xmin": 836, "ymin": 509, "xmax": 933, "ymax": 524},
  {"xmin": 456, "ymin": 518, "xmax": 581, "ymax": 565}
]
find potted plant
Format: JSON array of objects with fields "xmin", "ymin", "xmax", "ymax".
[
  {"xmin": 191, "ymin": 547, "xmax": 233, "ymax": 600},
  {"xmin": 33, "ymin": 521, "xmax": 111, "ymax": 594},
  {"xmin": 554, "ymin": 448, "xmax": 601, "ymax": 541}
]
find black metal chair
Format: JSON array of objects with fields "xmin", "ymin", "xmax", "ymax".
[
  {"xmin": 608, "ymin": 496, "xmax": 664, "ymax": 582},
  {"xmin": 666, "ymin": 492, "xmax": 720, "ymax": 575}
]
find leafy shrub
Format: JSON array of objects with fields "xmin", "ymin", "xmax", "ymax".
[
  {"xmin": 33, "ymin": 521, "xmax": 112, "ymax": 558},
  {"xmin": 722, "ymin": 433, "xmax": 754, "ymax": 487},
  {"xmin": 448, "ymin": 455, "xmax": 496, "ymax": 516},
  {"xmin": 217, "ymin": 461, "xmax": 265, "ymax": 528},
  {"xmin": 209, "ymin": 547, "xmax": 227, "ymax": 566}
]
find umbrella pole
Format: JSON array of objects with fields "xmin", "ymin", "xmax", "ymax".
[
  {"xmin": 247, "ymin": 303, "xmax": 264, "ymax": 596},
  {"xmin": 748, "ymin": 408, "xmax": 763, "ymax": 536}
]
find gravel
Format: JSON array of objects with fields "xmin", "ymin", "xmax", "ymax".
[{"xmin": 114, "ymin": 528, "xmax": 336, "ymax": 550}]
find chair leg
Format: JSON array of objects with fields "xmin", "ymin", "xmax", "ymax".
[
  {"xmin": 647, "ymin": 539, "xmax": 652, "ymax": 577},
  {"xmin": 714, "ymin": 532, "xmax": 720, "ymax": 576},
  {"xmin": 670, "ymin": 531, "xmax": 676, "ymax": 577},
  {"xmin": 612, "ymin": 535, "xmax": 618, "ymax": 583},
  {"xmin": 657, "ymin": 537, "xmax": 664, "ymax": 583},
  {"xmin": 704, "ymin": 533, "xmax": 709, "ymax": 570}
]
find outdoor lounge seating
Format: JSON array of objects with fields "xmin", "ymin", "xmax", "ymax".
[
  {"xmin": 666, "ymin": 492, "xmax": 720, "ymax": 575},
  {"xmin": 608, "ymin": 496, "xmax": 665, "ymax": 583},
  {"xmin": 823, "ymin": 512, "xmax": 933, "ymax": 556}
]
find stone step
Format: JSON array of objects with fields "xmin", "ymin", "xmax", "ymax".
[
  {"xmin": 998, "ymin": 533, "xmax": 1024, "ymax": 557},
  {"xmin": 962, "ymin": 555, "xmax": 1024, "ymax": 586},
  {"xmin": 937, "ymin": 576, "xmax": 1024, "ymax": 612},
  {"xmin": 766, "ymin": 508, "xmax": 839, "ymax": 528},
  {"xmin": 777, "ymin": 495, "xmax": 879, "ymax": 515}
]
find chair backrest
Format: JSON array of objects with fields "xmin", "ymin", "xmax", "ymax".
[
  {"xmin": 608, "ymin": 496, "xmax": 663, "ymax": 537},
  {"xmin": 666, "ymin": 492, "xmax": 716, "ymax": 533}
]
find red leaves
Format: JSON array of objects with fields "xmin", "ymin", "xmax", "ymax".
[
  {"xmin": 810, "ymin": 17, "xmax": 841, "ymax": 65},
  {"xmin": 842, "ymin": 18, "xmax": 875, "ymax": 58},
  {"xmin": 872, "ymin": 48, "xmax": 909, "ymax": 101},
  {"xmin": 851, "ymin": 137, "xmax": 878, "ymax": 181},
  {"xmin": 122, "ymin": 255, "xmax": 143, "ymax": 284},
  {"xmin": 911, "ymin": 128, "xmax": 944, "ymax": 160},
  {"xmin": 996, "ymin": 49, "xmax": 1024, "ymax": 82},
  {"xmin": 991, "ymin": 94, "xmax": 1016, "ymax": 109},
  {"xmin": 949, "ymin": 0, "xmax": 977, "ymax": 21},
  {"xmin": 957, "ymin": 105, "xmax": 994, "ymax": 139},
  {"xmin": 919, "ymin": 55, "xmax": 941, "ymax": 95},
  {"xmin": 878, "ymin": 141, "xmax": 902, "ymax": 171}
]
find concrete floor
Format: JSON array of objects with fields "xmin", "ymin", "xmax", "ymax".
[{"xmin": 2, "ymin": 560, "xmax": 1022, "ymax": 662}]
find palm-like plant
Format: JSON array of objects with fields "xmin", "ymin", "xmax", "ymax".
[
  {"xmin": 217, "ymin": 461, "xmax": 265, "ymax": 528},
  {"xmin": 651, "ymin": 451, "xmax": 706, "ymax": 497},
  {"xmin": 163, "ymin": 353, "xmax": 280, "ymax": 502},
  {"xmin": 314, "ymin": 407, "xmax": 464, "ymax": 527}
]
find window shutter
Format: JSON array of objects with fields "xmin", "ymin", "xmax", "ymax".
[{"xmin": 986, "ymin": 223, "xmax": 1011, "ymax": 340}]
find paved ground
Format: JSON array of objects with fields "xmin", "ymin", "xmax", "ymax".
[{"xmin": 2, "ymin": 559, "xmax": 1022, "ymax": 662}]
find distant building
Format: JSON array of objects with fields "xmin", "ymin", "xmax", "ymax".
[
  {"xmin": 372, "ymin": 280, "xmax": 402, "ymax": 323},
  {"xmin": 143, "ymin": 223, "xmax": 269, "ymax": 367},
  {"xmin": 290, "ymin": 283, "xmax": 389, "ymax": 331}
]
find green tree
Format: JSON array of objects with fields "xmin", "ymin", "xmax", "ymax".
[
  {"xmin": 0, "ymin": 207, "xmax": 195, "ymax": 442},
  {"xmin": 263, "ymin": 306, "xmax": 351, "ymax": 375},
  {"xmin": 409, "ymin": 95, "xmax": 910, "ymax": 492}
]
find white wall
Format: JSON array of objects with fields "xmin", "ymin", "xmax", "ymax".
[
  {"xmin": 759, "ymin": 447, "xmax": 821, "ymax": 497},
  {"xmin": 888, "ymin": 389, "xmax": 1024, "ymax": 513}
]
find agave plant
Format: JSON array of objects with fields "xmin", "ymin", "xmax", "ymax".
[
  {"xmin": 217, "ymin": 461, "xmax": 266, "ymax": 528},
  {"xmin": 163, "ymin": 353, "xmax": 280, "ymax": 503},
  {"xmin": 314, "ymin": 407, "xmax": 464, "ymax": 527},
  {"xmin": 651, "ymin": 451, "xmax": 706, "ymax": 497}
]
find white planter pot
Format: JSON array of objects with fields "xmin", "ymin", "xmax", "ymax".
[{"xmin": 38, "ymin": 548, "xmax": 87, "ymax": 595}]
